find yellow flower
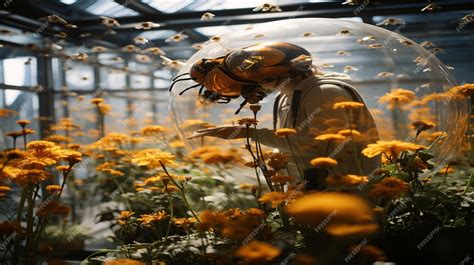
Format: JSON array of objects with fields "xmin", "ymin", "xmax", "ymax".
[
  {"xmin": 90, "ymin": 98, "xmax": 104, "ymax": 104},
  {"xmin": 140, "ymin": 125, "xmax": 168, "ymax": 136},
  {"xmin": 198, "ymin": 210, "xmax": 227, "ymax": 232},
  {"xmin": 46, "ymin": 185, "xmax": 62, "ymax": 193},
  {"xmin": 0, "ymin": 108, "xmax": 17, "ymax": 118},
  {"xmin": 0, "ymin": 186, "xmax": 11, "ymax": 192},
  {"xmin": 332, "ymin": 101, "xmax": 364, "ymax": 109},
  {"xmin": 131, "ymin": 149, "xmax": 177, "ymax": 168},
  {"xmin": 378, "ymin": 88, "xmax": 416, "ymax": 109},
  {"xmin": 59, "ymin": 149, "xmax": 82, "ymax": 165},
  {"xmin": 369, "ymin": 177, "xmax": 409, "ymax": 200},
  {"xmin": 326, "ymin": 174, "xmax": 368, "ymax": 187},
  {"xmin": 269, "ymin": 175, "xmax": 295, "ymax": 184},
  {"xmin": 338, "ymin": 129, "xmax": 361, "ymax": 137},
  {"xmin": 310, "ymin": 157, "xmax": 338, "ymax": 167},
  {"xmin": 315, "ymin": 133, "xmax": 346, "ymax": 141},
  {"xmin": 173, "ymin": 217, "xmax": 197, "ymax": 228},
  {"xmin": 362, "ymin": 140, "xmax": 426, "ymax": 159},
  {"xmin": 169, "ymin": 139, "xmax": 185, "ymax": 148},
  {"xmin": 235, "ymin": 240, "xmax": 281, "ymax": 262},
  {"xmin": 287, "ymin": 192, "xmax": 378, "ymax": 237},
  {"xmin": 11, "ymin": 169, "xmax": 51, "ymax": 186},
  {"xmin": 237, "ymin": 118, "xmax": 258, "ymax": 126},
  {"xmin": 27, "ymin": 140, "xmax": 56, "ymax": 150},
  {"xmin": 104, "ymin": 259, "xmax": 145, "ymax": 265},
  {"xmin": 259, "ymin": 191, "xmax": 288, "ymax": 208},
  {"xmin": 56, "ymin": 165, "xmax": 70, "ymax": 172},
  {"xmin": 119, "ymin": 210, "xmax": 134, "ymax": 219},
  {"xmin": 16, "ymin": 119, "xmax": 30, "ymax": 127},
  {"xmin": 274, "ymin": 128, "xmax": 297, "ymax": 137},
  {"xmin": 265, "ymin": 151, "xmax": 289, "ymax": 170},
  {"xmin": 411, "ymin": 120, "xmax": 436, "ymax": 131},
  {"xmin": 138, "ymin": 211, "xmax": 167, "ymax": 226},
  {"xmin": 448, "ymin": 83, "xmax": 474, "ymax": 97},
  {"xmin": 36, "ymin": 201, "xmax": 70, "ymax": 217}
]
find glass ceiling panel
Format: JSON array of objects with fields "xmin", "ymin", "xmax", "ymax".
[
  {"xmin": 85, "ymin": 0, "xmax": 139, "ymax": 17},
  {"xmin": 142, "ymin": 0, "xmax": 317, "ymax": 13}
]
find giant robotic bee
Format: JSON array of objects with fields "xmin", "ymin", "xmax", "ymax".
[{"xmin": 169, "ymin": 42, "xmax": 313, "ymax": 113}]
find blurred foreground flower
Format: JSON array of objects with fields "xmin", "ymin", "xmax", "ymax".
[{"xmin": 287, "ymin": 192, "xmax": 378, "ymax": 237}]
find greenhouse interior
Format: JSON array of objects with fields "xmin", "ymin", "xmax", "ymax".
[{"xmin": 0, "ymin": 0, "xmax": 473, "ymax": 264}]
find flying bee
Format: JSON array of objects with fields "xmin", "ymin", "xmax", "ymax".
[
  {"xmin": 39, "ymin": 14, "xmax": 68, "ymax": 24},
  {"xmin": 121, "ymin": 44, "xmax": 139, "ymax": 52},
  {"xmin": 420, "ymin": 41, "xmax": 435, "ymax": 48},
  {"xmin": 65, "ymin": 24, "xmax": 77, "ymax": 29},
  {"xmin": 200, "ymin": 12, "xmax": 215, "ymax": 20},
  {"xmin": 357, "ymin": 35, "xmax": 376, "ymax": 44},
  {"xmin": 430, "ymin": 47, "xmax": 444, "ymax": 54},
  {"xmin": 339, "ymin": 29, "xmax": 351, "ymax": 35},
  {"xmin": 0, "ymin": 29, "xmax": 15, "ymax": 35},
  {"xmin": 73, "ymin": 53, "xmax": 88, "ymax": 61},
  {"xmin": 336, "ymin": 50, "xmax": 350, "ymax": 56},
  {"xmin": 160, "ymin": 55, "xmax": 185, "ymax": 70},
  {"xmin": 399, "ymin": 39, "xmax": 413, "ymax": 46},
  {"xmin": 105, "ymin": 29, "xmax": 117, "ymax": 35},
  {"xmin": 343, "ymin": 65, "xmax": 359, "ymax": 73},
  {"xmin": 376, "ymin": 18, "xmax": 405, "ymax": 26},
  {"xmin": 302, "ymin": 32, "xmax": 316, "ymax": 37},
  {"xmin": 367, "ymin": 43, "xmax": 383, "ymax": 49},
  {"xmin": 421, "ymin": 3, "xmax": 441, "ymax": 12},
  {"xmin": 144, "ymin": 47, "xmax": 165, "ymax": 55},
  {"xmin": 25, "ymin": 58, "xmax": 32, "ymax": 65},
  {"xmin": 210, "ymin": 35, "xmax": 222, "ymax": 42},
  {"xmin": 342, "ymin": 0, "xmax": 360, "ymax": 5},
  {"xmin": 55, "ymin": 32, "xmax": 67, "ymax": 38},
  {"xmin": 91, "ymin": 46, "xmax": 107, "ymax": 53},
  {"xmin": 253, "ymin": 3, "xmax": 282, "ymax": 12},
  {"xmin": 254, "ymin": 34, "xmax": 265, "ymax": 39},
  {"xmin": 134, "ymin": 36, "xmax": 149, "ymax": 44},
  {"xmin": 136, "ymin": 54, "xmax": 151, "ymax": 63},
  {"xmin": 134, "ymin": 21, "xmax": 160, "ymax": 29},
  {"xmin": 376, "ymin": 72, "xmax": 394, "ymax": 78},
  {"xmin": 192, "ymin": 43, "xmax": 204, "ymax": 50},
  {"xmin": 166, "ymin": 32, "xmax": 188, "ymax": 42},
  {"xmin": 101, "ymin": 16, "xmax": 120, "ymax": 27}
]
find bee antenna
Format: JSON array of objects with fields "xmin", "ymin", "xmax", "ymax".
[
  {"xmin": 179, "ymin": 83, "xmax": 202, "ymax": 95},
  {"xmin": 169, "ymin": 77, "xmax": 196, "ymax": 92},
  {"xmin": 172, "ymin": 72, "xmax": 190, "ymax": 81}
]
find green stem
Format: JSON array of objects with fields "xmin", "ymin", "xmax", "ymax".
[
  {"xmin": 463, "ymin": 172, "xmax": 473, "ymax": 195},
  {"xmin": 165, "ymin": 191, "xmax": 174, "ymax": 237}
]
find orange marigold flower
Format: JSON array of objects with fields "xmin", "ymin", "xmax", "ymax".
[
  {"xmin": 90, "ymin": 98, "xmax": 104, "ymax": 104},
  {"xmin": 362, "ymin": 140, "xmax": 426, "ymax": 159},
  {"xmin": 36, "ymin": 201, "xmax": 71, "ymax": 217},
  {"xmin": 0, "ymin": 186, "xmax": 11, "ymax": 192},
  {"xmin": 118, "ymin": 210, "xmax": 134, "ymax": 219},
  {"xmin": 56, "ymin": 165, "xmax": 70, "ymax": 172},
  {"xmin": 326, "ymin": 174, "xmax": 368, "ymax": 187},
  {"xmin": 378, "ymin": 88, "xmax": 416, "ymax": 109},
  {"xmin": 369, "ymin": 177, "xmax": 409, "ymax": 200},
  {"xmin": 46, "ymin": 185, "xmax": 62, "ymax": 193},
  {"xmin": 235, "ymin": 240, "xmax": 281, "ymax": 262},
  {"xmin": 131, "ymin": 149, "xmax": 177, "ymax": 168},
  {"xmin": 265, "ymin": 151, "xmax": 289, "ymax": 170},
  {"xmin": 237, "ymin": 118, "xmax": 258, "ymax": 126},
  {"xmin": 310, "ymin": 157, "xmax": 338, "ymax": 167},
  {"xmin": 198, "ymin": 210, "xmax": 227, "ymax": 232},
  {"xmin": 138, "ymin": 210, "xmax": 167, "ymax": 226},
  {"xmin": 411, "ymin": 120, "xmax": 436, "ymax": 131},
  {"xmin": 104, "ymin": 259, "xmax": 145, "ymax": 265},
  {"xmin": 270, "ymin": 175, "xmax": 295, "ymax": 184},
  {"xmin": 173, "ymin": 217, "xmax": 197, "ymax": 228},
  {"xmin": 338, "ymin": 129, "xmax": 361, "ymax": 136},
  {"xmin": 169, "ymin": 139, "xmax": 185, "ymax": 148},
  {"xmin": 315, "ymin": 133, "xmax": 346, "ymax": 141},
  {"xmin": 287, "ymin": 192, "xmax": 378, "ymax": 237},
  {"xmin": 259, "ymin": 191, "xmax": 288, "ymax": 208},
  {"xmin": 16, "ymin": 119, "xmax": 30, "ymax": 127},
  {"xmin": 140, "ymin": 125, "xmax": 168, "ymax": 136},
  {"xmin": 275, "ymin": 128, "xmax": 297, "ymax": 137},
  {"xmin": 26, "ymin": 140, "xmax": 56, "ymax": 150},
  {"xmin": 332, "ymin": 101, "xmax": 364, "ymax": 109}
]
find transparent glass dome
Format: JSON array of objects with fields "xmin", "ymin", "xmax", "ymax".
[{"xmin": 169, "ymin": 18, "xmax": 468, "ymax": 179}]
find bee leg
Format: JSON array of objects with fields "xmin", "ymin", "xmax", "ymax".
[
  {"xmin": 168, "ymin": 77, "xmax": 195, "ymax": 92},
  {"xmin": 178, "ymin": 83, "xmax": 202, "ymax": 95},
  {"xmin": 172, "ymin": 72, "xmax": 190, "ymax": 81}
]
